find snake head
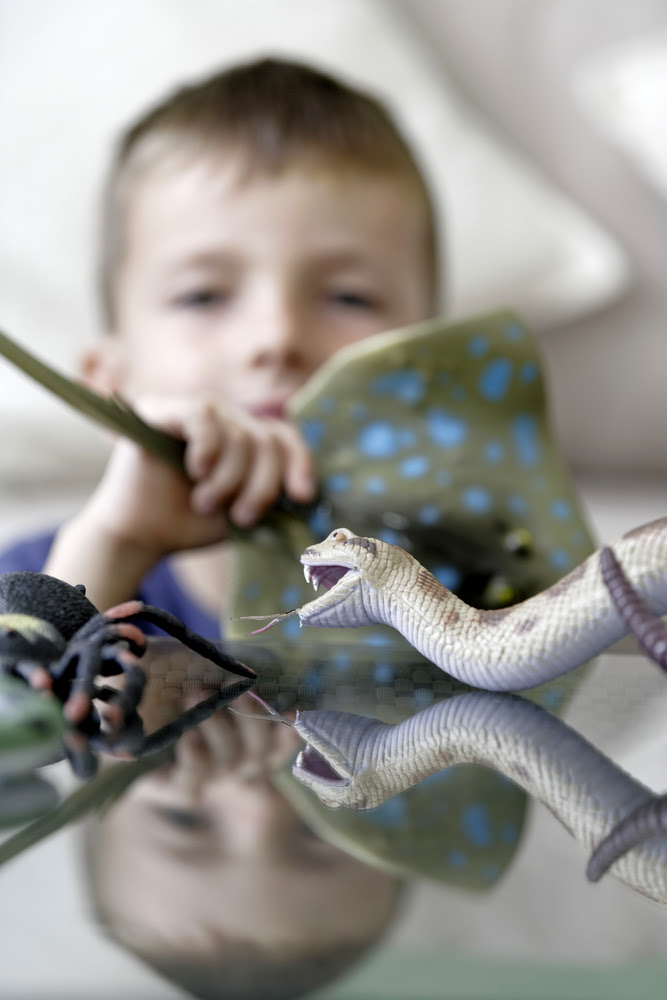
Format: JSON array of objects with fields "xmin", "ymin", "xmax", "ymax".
[
  {"xmin": 298, "ymin": 527, "xmax": 383, "ymax": 628},
  {"xmin": 292, "ymin": 708, "xmax": 388, "ymax": 809}
]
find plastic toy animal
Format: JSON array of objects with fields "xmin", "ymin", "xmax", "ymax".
[
  {"xmin": 0, "ymin": 570, "xmax": 256, "ymax": 772},
  {"xmin": 289, "ymin": 689, "xmax": 667, "ymax": 904},
  {"xmin": 244, "ymin": 518, "xmax": 667, "ymax": 691},
  {"xmin": 586, "ymin": 546, "xmax": 667, "ymax": 883}
]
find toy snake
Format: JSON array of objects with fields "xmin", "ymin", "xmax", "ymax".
[
  {"xmin": 291, "ymin": 690, "xmax": 667, "ymax": 903},
  {"xmin": 246, "ymin": 517, "xmax": 667, "ymax": 691},
  {"xmin": 586, "ymin": 548, "xmax": 667, "ymax": 883}
]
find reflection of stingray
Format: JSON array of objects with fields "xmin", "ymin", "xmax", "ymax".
[
  {"xmin": 290, "ymin": 691, "xmax": 667, "ymax": 903},
  {"xmin": 586, "ymin": 549, "xmax": 667, "ymax": 883}
]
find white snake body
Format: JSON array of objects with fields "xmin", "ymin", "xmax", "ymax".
[
  {"xmin": 293, "ymin": 692, "xmax": 667, "ymax": 903},
  {"xmin": 275, "ymin": 517, "xmax": 667, "ymax": 691}
]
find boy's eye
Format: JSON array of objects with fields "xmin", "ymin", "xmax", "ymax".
[
  {"xmin": 327, "ymin": 290, "xmax": 379, "ymax": 311},
  {"xmin": 173, "ymin": 288, "xmax": 228, "ymax": 309}
]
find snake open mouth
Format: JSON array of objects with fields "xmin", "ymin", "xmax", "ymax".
[
  {"xmin": 294, "ymin": 744, "xmax": 347, "ymax": 784},
  {"xmin": 302, "ymin": 562, "xmax": 351, "ymax": 592}
]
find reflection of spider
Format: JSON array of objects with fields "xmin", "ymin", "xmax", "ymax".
[
  {"xmin": 0, "ymin": 571, "xmax": 256, "ymax": 776},
  {"xmin": 587, "ymin": 547, "xmax": 667, "ymax": 883}
]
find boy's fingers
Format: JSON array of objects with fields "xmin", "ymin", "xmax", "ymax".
[
  {"xmin": 227, "ymin": 440, "xmax": 283, "ymax": 525},
  {"xmin": 271, "ymin": 420, "xmax": 317, "ymax": 502},
  {"xmin": 191, "ymin": 431, "xmax": 252, "ymax": 513},
  {"xmin": 182, "ymin": 403, "xmax": 226, "ymax": 480}
]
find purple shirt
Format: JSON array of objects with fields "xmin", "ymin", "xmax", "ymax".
[{"xmin": 0, "ymin": 529, "xmax": 221, "ymax": 638}]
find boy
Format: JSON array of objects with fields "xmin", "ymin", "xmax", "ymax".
[{"xmin": 0, "ymin": 56, "xmax": 438, "ymax": 629}]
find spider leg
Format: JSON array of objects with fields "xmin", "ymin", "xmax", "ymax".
[
  {"xmin": 103, "ymin": 603, "xmax": 257, "ymax": 681},
  {"xmin": 132, "ymin": 677, "xmax": 255, "ymax": 758},
  {"xmin": 11, "ymin": 659, "xmax": 52, "ymax": 692}
]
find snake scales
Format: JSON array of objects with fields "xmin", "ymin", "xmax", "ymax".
[
  {"xmin": 247, "ymin": 516, "xmax": 667, "ymax": 691},
  {"xmin": 291, "ymin": 689, "xmax": 666, "ymax": 903}
]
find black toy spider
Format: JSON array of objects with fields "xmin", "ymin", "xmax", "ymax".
[{"xmin": 0, "ymin": 570, "xmax": 256, "ymax": 775}]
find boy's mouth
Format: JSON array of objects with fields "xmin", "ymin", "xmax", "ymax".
[{"xmin": 250, "ymin": 401, "xmax": 289, "ymax": 420}]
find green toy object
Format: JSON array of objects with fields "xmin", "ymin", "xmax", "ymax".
[{"xmin": 0, "ymin": 310, "xmax": 596, "ymax": 887}]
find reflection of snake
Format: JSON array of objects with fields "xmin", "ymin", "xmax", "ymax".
[
  {"xmin": 249, "ymin": 518, "xmax": 667, "ymax": 691},
  {"xmin": 587, "ymin": 548, "xmax": 667, "ymax": 883},
  {"xmin": 291, "ymin": 691, "xmax": 667, "ymax": 903}
]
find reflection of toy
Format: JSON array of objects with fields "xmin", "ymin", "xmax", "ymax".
[
  {"xmin": 247, "ymin": 518, "xmax": 667, "ymax": 690},
  {"xmin": 0, "ymin": 571, "xmax": 256, "ymax": 775},
  {"xmin": 586, "ymin": 548, "xmax": 667, "ymax": 883},
  {"xmin": 290, "ymin": 691, "xmax": 667, "ymax": 903}
]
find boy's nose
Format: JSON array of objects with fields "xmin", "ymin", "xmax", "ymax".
[{"xmin": 247, "ymin": 295, "xmax": 311, "ymax": 369}]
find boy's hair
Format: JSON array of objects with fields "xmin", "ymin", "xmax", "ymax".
[{"xmin": 99, "ymin": 57, "xmax": 439, "ymax": 327}]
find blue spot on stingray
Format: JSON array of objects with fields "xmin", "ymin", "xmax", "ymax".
[
  {"xmin": 451, "ymin": 385, "xmax": 467, "ymax": 402},
  {"xmin": 504, "ymin": 321, "xmax": 524, "ymax": 341},
  {"xmin": 243, "ymin": 581, "xmax": 262, "ymax": 601},
  {"xmin": 542, "ymin": 687, "xmax": 565, "ymax": 711},
  {"xmin": 371, "ymin": 369, "xmax": 425, "ymax": 404},
  {"xmin": 281, "ymin": 586, "xmax": 301, "ymax": 607},
  {"xmin": 378, "ymin": 528, "xmax": 401, "ymax": 545},
  {"xmin": 520, "ymin": 360, "xmax": 539, "ymax": 384},
  {"xmin": 501, "ymin": 822, "xmax": 521, "ymax": 846},
  {"xmin": 433, "ymin": 565, "xmax": 462, "ymax": 590},
  {"xmin": 462, "ymin": 803, "xmax": 493, "ymax": 847},
  {"xmin": 373, "ymin": 662, "xmax": 394, "ymax": 684},
  {"xmin": 462, "ymin": 486, "xmax": 493, "ymax": 514},
  {"xmin": 332, "ymin": 651, "xmax": 352, "ymax": 671},
  {"xmin": 427, "ymin": 409, "xmax": 468, "ymax": 448},
  {"xmin": 282, "ymin": 617, "xmax": 302, "ymax": 639},
  {"xmin": 413, "ymin": 688, "xmax": 433, "ymax": 708},
  {"xmin": 417, "ymin": 503, "xmax": 440, "ymax": 525},
  {"xmin": 309, "ymin": 506, "xmax": 332, "ymax": 538},
  {"xmin": 326, "ymin": 473, "xmax": 350, "ymax": 493},
  {"xmin": 301, "ymin": 671, "xmax": 323, "ymax": 695},
  {"xmin": 549, "ymin": 548, "xmax": 572, "ymax": 571},
  {"xmin": 359, "ymin": 421, "xmax": 399, "ymax": 458},
  {"xmin": 484, "ymin": 441, "xmax": 505, "ymax": 464},
  {"xmin": 479, "ymin": 358, "xmax": 513, "ymax": 402},
  {"xmin": 319, "ymin": 396, "xmax": 336, "ymax": 413},
  {"xmin": 301, "ymin": 419, "xmax": 326, "ymax": 449},
  {"xmin": 363, "ymin": 633, "xmax": 393, "ymax": 647},
  {"xmin": 365, "ymin": 796, "xmax": 408, "ymax": 828},
  {"xmin": 512, "ymin": 414, "xmax": 540, "ymax": 466},
  {"xmin": 551, "ymin": 499, "xmax": 572, "ymax": 521},
  {"xmin": 447, "ymin": 849, "xmax": 468, "ymax": 869},
  {"xmin": 467, "ymin": 334, "xmax": 490, "ymax": 357},
  {"xmin": 350, "ymin": 403, "xmax": 368, "ymax": 421},
  {"xmin": 507, "ymin": 494, "xmax": 528, "ymax": 516},
  {"xmin": 400, "ymin": 455, "xmax": 429, "ymax": 478},
  {"xmin": 365, "ymin": 476, "xmax": 386, "ymax": 495}
]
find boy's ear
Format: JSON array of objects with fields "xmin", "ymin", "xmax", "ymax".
[{"xmin": 78, "ymin": 339, "xmax": 126, "ymax": 395}]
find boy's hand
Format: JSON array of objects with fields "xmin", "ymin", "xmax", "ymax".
[{"xmin": 85, "ymin": 394, "xmax": 316, "ymax": 558}]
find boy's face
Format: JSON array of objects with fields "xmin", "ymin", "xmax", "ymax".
[{"xmin": 98, "ymin": 154, "xmax": 433, "ymax": 414}]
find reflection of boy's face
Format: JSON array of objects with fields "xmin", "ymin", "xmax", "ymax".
[
  {"xmin": 93, "ymin": 694, "xmax": 401, "ymax": 954},
  {"xmin": 107, "ymin": 155, "xmax": 432, "ymax": 412}
]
